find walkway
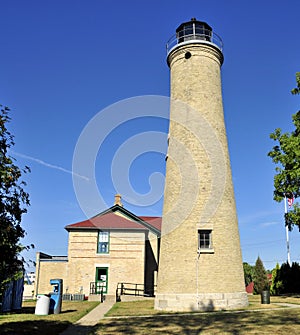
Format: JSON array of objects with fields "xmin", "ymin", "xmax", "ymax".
[{"xmin": 59, "ymin": 295, "xmax": 115, "ymax": 335}]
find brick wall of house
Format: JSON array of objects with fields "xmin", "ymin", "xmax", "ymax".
[
  {"xmin": 36, "ymin": 228, "xmax": 153, "ymax": 297},
  {"xmin": 35, "ymin": 258, "xmax": 68, "ymax": 295}
]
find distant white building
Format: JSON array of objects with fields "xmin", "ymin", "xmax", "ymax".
[{"xmin": 25, "ymin": 272, "xmax": 35, "ymax": 284}]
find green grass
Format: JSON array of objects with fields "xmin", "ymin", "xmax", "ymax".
[
  {"xmin": 95, "ymin": 295, "xmax": 300, "ymax": 335},
  {"xmin": 264, "ymin": 295, "xmax": 300, "ymax": 304},
  {"xmin": 97, "ymin": 308, "xmax": 300, "ymax": 334},
  {"xmin": 104, "ymin": 295, "xmax": 283, "ymax": 317},
  {"xmin": 105, "ymin": 299, "xmax": 160, "ymax": 317},
  {"xmin": 0, "ymin": 300, "xmax": 99, "ymax": 335},
  {"xmin": 2, "ymin": 295, "xmax": 300, "ymax": 335}
]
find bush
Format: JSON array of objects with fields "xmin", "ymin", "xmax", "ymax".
[
  {"xmin": 270, "ymin": 263, "xmax": 283, "ymax": 295},
  {"xmin": 272, "ymin": 262, "xmax": 300, "ymax": 294}
]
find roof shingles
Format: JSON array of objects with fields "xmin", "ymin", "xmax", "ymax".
[{"xmin": 65, "ymin": 210, "xmax": 161, "ymax": 233}]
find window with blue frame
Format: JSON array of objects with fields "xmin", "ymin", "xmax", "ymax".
[{"xmin": 97, "ymin": 231, "xmax": 109, "ymax": 253}]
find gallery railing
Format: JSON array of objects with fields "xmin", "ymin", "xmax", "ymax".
[{"xmin": 166, "ymin": 28, "xmax": 223, "ymax": 55}]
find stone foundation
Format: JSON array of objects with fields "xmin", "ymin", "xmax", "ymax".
[{"xmin": 155, "ymin": 292, "xmax": 248, "ymax": 312}]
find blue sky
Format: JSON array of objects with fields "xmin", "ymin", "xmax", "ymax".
[{"xmin": 1, "ymin": 0, "xmax": 299, "ymax": 271}]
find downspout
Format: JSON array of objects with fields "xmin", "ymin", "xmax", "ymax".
[{"xmin": 35, "ymin": 252, "xmax": 41, "ymax": 296}]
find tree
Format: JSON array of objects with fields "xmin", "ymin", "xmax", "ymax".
[
  {"xmin": 270, "ymin": 263, "xmax": 283, "ymax": 295},
  {"xmin": 279, "ymin": 261, "xmax": 300, "ymax": 294},
  {"xmin": 243, "ymin": 262, "xmax": 254, "ymax": 287},
  {"xmin": 270, "ymin": 261, "xmax": 300, "ymax": 295},
  {"xmin": 289, "ymin": 262, "xmax": 300, "ymax": 293},
  {"xmin": 0, "ymin": 105, "xmax": 31, "ymax": 299},
  {"xmin": 253, "ymin": 256, "xmax": 269, "ymax": 294},
  {"xmin": 291, "ymin": 72, "xmax": 300, "ymax": 95},
  {"xmin": 268, "ymin": 73, "xmax": 300, "ymax": 230}
]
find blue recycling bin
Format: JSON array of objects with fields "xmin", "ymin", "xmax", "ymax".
[{"xmin": 49, "ymin": 279, "xmax": 63, "ymax": 314}]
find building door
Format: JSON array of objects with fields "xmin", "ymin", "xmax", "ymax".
[{"xmin": 95, "ymin": 267, "xmax": 108, "ymax": 294}]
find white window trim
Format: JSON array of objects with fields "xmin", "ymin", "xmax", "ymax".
[{"xmin": 198, "ymin": 229, "xmax": 214, "ymax": 253}]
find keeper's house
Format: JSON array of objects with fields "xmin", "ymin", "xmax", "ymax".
[{"xmin": 35, "ymin": 195, "xmax": 161, "ymax": 299}]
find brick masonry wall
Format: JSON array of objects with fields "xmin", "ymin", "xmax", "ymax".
[
  {"xmin": 155, "ymin": 42, "xmax": 248, "ymax": 311},
  {"xmin": 67, "ymin": 230, "xmax": 146, "ymax": 295},
  {"xmin": 36, "ymin": 260, "xmax": 68, "ymax": 295},
  {"xmin": 36, "ymin": 229, "xmax": 151, "ymax": 296}
]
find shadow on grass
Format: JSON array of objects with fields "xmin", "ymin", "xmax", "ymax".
[
  {"xmin": 13, "ymin": 307, "xmax": 35, "ymax": 314},
  {"xmin": 97, "ymin": 308, "xmax": 300, "ymax": 334},
  {"xmin": 0, "ymin": 320, "xmax": 92, "ymax": 335},
  {"xmin": 60, "ymin": 309, "xmax": 77, "ymax": 314},
  {"xmin": 4, "ymin": 307, "xmax": 77, "ymax": 315}
]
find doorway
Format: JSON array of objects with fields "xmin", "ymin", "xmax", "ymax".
[{"xmin": 95, "ymin": 267, "xmax": 108, "ymax": 294}]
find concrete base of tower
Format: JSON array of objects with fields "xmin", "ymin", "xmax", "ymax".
[{"xmin": 154, "ymin": 292, "xmax": 248, "ymax": 312}]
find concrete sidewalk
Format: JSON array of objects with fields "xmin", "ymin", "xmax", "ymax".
[{"xmin": 59, "ymin": 295, "xmax": 115, "ymax": 335}]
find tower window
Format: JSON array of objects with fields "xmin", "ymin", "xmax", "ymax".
[{"xmin": 198, "ymin": 230, "xmax": 212, "ymax": 249}]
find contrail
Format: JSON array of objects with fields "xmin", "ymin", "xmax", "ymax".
[{"xmin": 10, "ymin": 151, "xmax": 90, "ymax": 181}]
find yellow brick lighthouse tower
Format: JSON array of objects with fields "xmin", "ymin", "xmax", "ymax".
[{"xmin": 155, "ymin": 18, "xmax": 248, "ymax": 311}]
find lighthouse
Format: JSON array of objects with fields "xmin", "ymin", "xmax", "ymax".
[{"xmin": 155, "ymin": 18, "xmax": 248, "ymax": 311}]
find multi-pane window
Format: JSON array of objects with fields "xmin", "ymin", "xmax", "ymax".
[
  {"xmin": 198, "ymin": 230, "xmax": 212, "ymax": 249},
  {"xmin": 98, "ymin": 231, "xmax": 109, "ymax": 254},
  {"xmin": 177, "ymin": 22, "xmax": 211, "ymax": 43}
]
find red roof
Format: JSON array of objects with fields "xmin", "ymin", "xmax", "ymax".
[
  {"xmin": 140, "ymin": 216, "xmax": 162, "ymax": 231},
  {"xmin": 246, "ymin": 282, "xmax": 254, "ymax": 294},
  {"xmin": 65, "ymin": 208, "xmax": 161, "ymax": 234}
]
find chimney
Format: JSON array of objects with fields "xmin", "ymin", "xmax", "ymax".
[{"xmin": 114, "ymin": 194, "xmax": 123, "ymax": 207}]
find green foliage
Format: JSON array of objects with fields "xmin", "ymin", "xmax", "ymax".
[
  {"xmin": 291, "ymin": 72, "xmax": 300, "ymax": 95},
  {"xmin": 270, "ymin": 261, "xmax": 300, "ymax": 295},
  {"xmin": 0, "ymin": 105, "xmax": 31, "ymax": 297},
  {"xmin": 270, "ymin": 263, "xmax": 283, "ymax": 295},
  {"xmin": 285, "ymin": 203, "xmax": 300, "ymax": 231},
  {"xmin": 253, "ymin": 257, "xmax": 269, "ymax": 294},
  {"xmin": 268, "ymin": 73, "xmax": 300, "ymax": 230},
  {"xmin": 243, "ymin": 262, "xmax": 254, "ymax": 287},
  {"xmin": 268, "ymin": 111, "xmax": 300, "ymax": 203},
  {"xmin": 280, "ymin": 262, "xmax": 300, "ymax": 294}
]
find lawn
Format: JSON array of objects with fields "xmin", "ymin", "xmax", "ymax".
[
  {"xmin": 0, "ymin": 300, "xmax": 99, "ymax": 335},
  {"xmin": 104, "ymin": 295, "xmax": 300, "ymax": 317},
  {"xmin": 95, "ymin": 295, "xmax": 300, "ymax": 335},
  {"xmin": 2, "ymin": 295, "xmax": 300, "ymax": 335}
]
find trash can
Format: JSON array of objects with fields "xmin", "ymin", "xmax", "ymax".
[
  {"xmin": 261, "ymin": 290, "xmax": 270, "ymax": 304},
  {"xmin": 35, "ymin": 294, "xmax": 50, "ymax": 315},
  {"xmin": 49, "ymin": 279, "xmax": 63, "ymax": 314}
]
